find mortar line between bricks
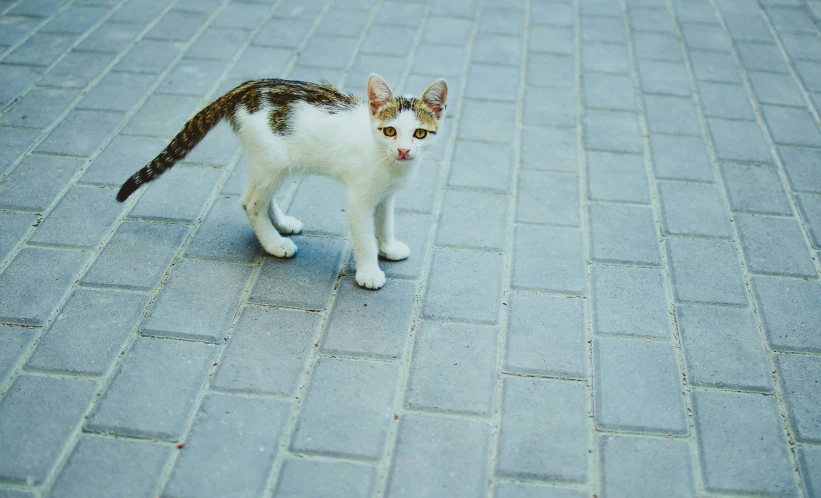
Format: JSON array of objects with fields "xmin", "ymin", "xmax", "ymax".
[
  {"xmin": 672, "ymin": 0, "xmax": 807, "ymax": 495},
  {"xmin": 620, "ymin": 0, "xmax": 704, "ymax": 494},
  {"xmin": 0, "ymin": 0, "xmax": 80, "ymax": 63}
]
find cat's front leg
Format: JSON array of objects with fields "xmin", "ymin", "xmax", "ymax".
[
  {"xmin": 346, "ymin": 191, "xmax": 385, "ymax": 289},
  {"xmin": 375, "ymin": 196, "xmax": 409, "ymax": 261}
]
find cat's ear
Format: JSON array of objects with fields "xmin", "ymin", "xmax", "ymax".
[
  {"xmin": 420, "ymin": 79, "xmax": 448, "ymax": 120},
  {"xmin": 367, "ymin": 74, "xmax": 394, "ymax": 116}
]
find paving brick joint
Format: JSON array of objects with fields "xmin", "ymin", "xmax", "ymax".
[{"xmin": 0, "ymin": 0, "xmax": 820, "ymax": 496}]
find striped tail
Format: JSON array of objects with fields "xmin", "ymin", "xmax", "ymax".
[{"xmin": 116, "ymin": 89, "xmax": 242, "ymax": 202}]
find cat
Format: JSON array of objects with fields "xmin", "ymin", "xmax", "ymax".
[{"xmin": 117, "ymin": 74, "xmax": 448, "ymax": 290}]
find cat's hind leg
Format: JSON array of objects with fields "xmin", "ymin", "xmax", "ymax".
[
  {"xmin": 242, "ymin": 160, "xmax": 296, "ymax": 258},
  {"xmin": 268, "ymin": 197, "xmax": 303, "ymax": 235}
]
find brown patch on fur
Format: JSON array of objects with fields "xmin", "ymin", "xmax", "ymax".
[{"xmin": 374, "ymin": 96, "xmax": 440, "ymax": 133}]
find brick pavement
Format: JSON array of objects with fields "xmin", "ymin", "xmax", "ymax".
[{"xmin": 1, "ymin": 0, "xmax": 820, "ymax": 496}]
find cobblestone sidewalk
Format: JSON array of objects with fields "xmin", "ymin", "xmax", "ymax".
[{"xmin": 1, "ymin": 0, "xmax": 821, "ymax": 496}]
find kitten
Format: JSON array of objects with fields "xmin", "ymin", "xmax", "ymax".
[{"xmin": 117, "ymin": 74, "xmax": 448, "ymax": 290}]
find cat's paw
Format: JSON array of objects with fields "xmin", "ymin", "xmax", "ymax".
[
  {"xmin": 356, "ymin": 267, "xmax": 386, "ymax": 290},
  {"xmin": 379, "ymin": 241, "xmax": 410, "ymax": 261},
  {"xmin": 263, "ymin": 238, "xmax": 297, "ymax": 258},
  {"xmin": 275, "ymin": 215, "xmax": 303, "ymax": 235}
]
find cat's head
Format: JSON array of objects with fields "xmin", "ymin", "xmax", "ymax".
[{"xmin": 367, "ymin": 74, "xmax": 447, "ymax": 163}]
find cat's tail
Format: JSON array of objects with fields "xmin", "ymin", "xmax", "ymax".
[{"xmin": 116, "ymin": 85, "xmax": 247, "ymax": 202}]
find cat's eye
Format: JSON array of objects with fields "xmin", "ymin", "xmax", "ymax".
[
  {"xmin": 414, "ymin": 129, "xmax": 428, "ymax": 139},
  {"xmin": 383, "ymin": 127, "xmax": 396, "ymax": 137}
]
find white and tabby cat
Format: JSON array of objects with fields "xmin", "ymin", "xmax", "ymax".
[{"xmin": 117, "ymin": 74, "xmax": 447, "ymax": 289}]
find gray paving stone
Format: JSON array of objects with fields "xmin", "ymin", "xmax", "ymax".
[
  {"xmin": 600, "ymin": 435, "xmax": 695, "ymax": 498},
  {"xmin": 634, "ymin": 32, "xmax": 684, "ymax": 62},
  {"xmin": 343, "ymin": 213, "xmax": 431, "ymax": 280},
  {"xmin": 424, "ymin": 248, "xmax": 503, "ymax": 323},
  {"xmin": 796, "ymin": 193, "xmax": 821, "ymax": 248},
  {"xmin": 580, "ymin": 0, "xmax": 621, "ymax": 17},
  {"xmin": 274, "ymin": 459, "xmax": 375, "ymax": 498},
  {"xmin": 449, "ymin": 140, "xmax": 515, "ymax": 192},
  {"xmin": 594, "ymin": 338, "xmax": 688, "ymax": 434},
  {"xmin": 38, "ymin": 109, "xmax": 124, "ymax": 157},
  {"xmin": 643, "ymin": 94, "xmax": 702, "ymax": 136},
  {"xmin": 589, "ymin": 203, "xmax": 662, "ymax": 266},
  {"xmin": 0, "ymin": 247, "xmax": 89, "ymax": 326},
  {"xmin": 707, "ymin": 118, "xmax": 773, "ymax": 163},
  {"xmin": 528, "ymin": 53, "xmax": 574, "ymax": 89},
  {"xmin": 129, "ymin": 166, "xmax": 222, "ymax": 223},
  {"xmin": 693, "ymin": 391, "xmax": 796, "ymax": 496},
  {"xmin": 629, "ymin": 7, "xmax": 676, "ymax": 33},
  {"xmin": 363, "ymin": 25, "xmax": 417, "ymax": 56},
  {"xmin": 494, "ymin": 483, "xmax": 587, "ymax": 498},
  {"xmin": 582, "ymin": 72, "xmax": 637, "ymax": 111},
  {"xmin": 637, "ymin": 60, "xmax": 691, "ymax": 96},
  {"xmin": 774, "ymin": 353, "xmax": 821, "ymax": 443},
  {"xmin": 142, "ymin": 258, "xmax": 251, "ymax": 342},
  {"xmin": 288, "ymin": 175, "xmax": 349, "ymax": 237},
  {"xmin": 658, "ymin": 182, "xmax": 732, "ymax": 238},
  {"xmin": 529, "ymin": 25, "xmax": 573, "ymax": 55},
  {"xmin": 315, "ymin": 9, "xmax": 369, "ymax": 37},
  {"xmin": 680, "ymin": 22, "xmax": 731, "ymax": 52},
  {"xmin": 753, "ymin": 276, "xmax": 821, "ymax": 353},
  {"xmin": 799, "ymin": 447, "xmax": 821, "ymax": 498},
  {"xmin": 110, "ymin": 0, "xmax": 167, "ymax": 22},
  {"xmin": 592, "ymin": 265, "xmax": 671, "ymax": 340},
  {"xmin": 650, "ymin": 135, "xmax": 713, "ymax": 182},
  {"xmin": 0, "ymin": 64, "xmax": 43, "ymax": 106},
  {"xmin": 761, "ymin": 105, "xmax": 821, "ymax": 147},
  {"xmin": 213, "ymin": 2, "xmax": 269, "ymax": 29},
  {"xmin": 0, "ymin": 154, "xmax": 83, "ymax": 212},
  {"xmin": 795, "ymin": 61, "xmax": 821, "ymax": 92},
  {"xmin": 0, "ymin": 87, "xmax": 79, "ymax": 129},
  {"xmin": 291, "ymin": 357, "xmax": 398, "ymax": 460},
  {"xmin": 582, "ymin": 16, "xmax": 626, "ymax": 43},
  {"xmin": 497, "ymin": 377, "xmax": 589, "ymax": 481},
  {"xmin": 39, "ymin": 52, "xmax": 114, "ymax": 88},
  {"xmin": 583, "ymin": 110, "xmax": 643, "ymax": 154},
  {"xmin": 185, "ymin": 198, "xmax": 260, "ymax": 264},
  {"xmin": 735, "ymin": 214, "xmax": 817, "ymax": 277},
  {"xmin": 736, "ymin": 41, "xmax": 790, "ymax": 73},
  {"xmin": 79, "ymin": 71, "xmax": 155, "ymax": 113},
  {"xmin": 673, "ymin": 1, "xmax": 719, "ymax": 24},
  {"xmin": 164, "ymin": 394, "xmax": 290, "ymax": 498},
  {"xmin": 437, "ymin": 190, "xmax": 508, "ymax": 250},
  {"xmin": 158, "ymin": 58, "xmax": 229, "ymax": 97},
  {"xmin": 116, "ymin": 40, "xmax": 184, "ymax": 74},
  {"xmin": 423, "ymin": 16, "xmax": 473, "ymax": 45},
  {"xmin": 769, "ymin": 8, "xmax": 817, "ymax": 34},
  {"xmin": 0, "ymin": 211, "xmax": 35, "ymax": 264},
  {"xmin": 297, "ymin": 36, "xmax": 358, "ymax": 69},
  {"xmin": 123, "ymin": 94, "xmax": 199, "ymax": 138},
  {"xmin": 531, "ymin": 2, "xmax": 574, "ymax": 25},
  {"xmin": 0, "ymin": 16, "xmax": 40, "ymax": 46},
  {"xmin": 414, "ymin": 45, "xmax": 466, "ymax": 79},
  {"xmin": 146, "ymin": 10, "xmax": 207, "ymax": 41},
  {"xmin": 472, "ymin": 34, "xmax": 522, "ymax": 66},
  {"xmin": 42, "ymin": 5, "xmax": 107, "ymax": 35},
  {"xmin": 212, "ymin": 307, "xmax": 318, "ymax": 396},
  {"xmin": 50, "ymin": 436, "xmax": 169, "ymax": 498},
  {"xmin": 0, "ymin": 127, "xmax": 40, "ymax": 175},
  {"xmin": 465, "ymin": 63, "xmax": 519, "ymax": 102},
  {"xmin": 724, "ymin": 15, "xmax": 776, "ymax": 42},
  {"xmin": 0, "ymin": 326, "xmax": 37, "ymax": 387},
  {"xmin": 721, "ymin": 163, "xmax": 793, "ymax": 215},
  {"xmin": 406, "ymin": 321, "xmax": 497, "ymax": 415},
  {"xmin": 75, "ymin": 22, "xmax": 142, "ymax": 54},
  {"xmin": 677, "ymin": 305, "xmax": 774, "ymax": 391},
  {"xmin": 582, "ymin": 43, "xmax": 630, "ymax": 74},
  {"xmin": 523, "ymin": 87, "xmax": 577, "ymax": 128},
  {"xmin": 30, "ymin": 186, "xmax": 125, "ymax": 249},
  {"xmin": 387, "ymin": 414, "xmax": 490, "ymax": 498},
  {"xmin": 778, "ymin": 146, "xmax": 821, "ymax": 193},
  {"xmin": 187, "ymin": 27, "xmax": 248, "ymax": 61},
  {"xmin": 8, "ymin": 0, "xmax": 69, "ymax": 17},
  {"xmin": 27, "ymin": 289, "xmax": 147, "ymax": 376},
  {"xmin": 179, "ymin": 123, "xmax": 239, "ymax": 167},
  {"xmin": 517, "ymin": 170, "xmax": 580, "ymax": 225},
  {"xmin": 666, "ymin": 238, "xmax": 748, "ymax": 305},
  {"xmin": 81, "ymin": 135, "xmax": 167, "ymax": 187},
  {"xmin": 512, "ymin": 225, "xmax": 585, "ymax": 295},
  {"xmin": 321, "ymin": 277, "xmax": 415, "ymax": 359},
  {"xmin": 715, "ymin": 0, "xmax": 763, "ymax": 15},
  {"xmin": 84, "ymin": 221, "xmax": 189, "ymax": 291},
  {"xmin": 698, "ymin": 82, "xmax": 756, "ymax": 120},
  {"xmin": 505, "ymin": 292, "xmax": 587, "ymax": 378},
  {"xmin": 586, "ymin": 152, "xmax": 650, "ymax": 204},
  {"xmin": 749, "ymin": 71, "xmax": 806, "ymax": 107},
  {"xmin": 249, "ymin": 236, "xmax": 345, "ymax": 310},
  {"xmin": 521, "ymin": 128, "xmax": 578, "ymax": 173},
  {"xmin": 86, "ymin": 337, "xmax": 216, "ymax": 440},
  {"xmin": 690, "ymin": 51, "xmax": 743, "ymax": 84},
  {"xmin": 0, "ymin": 375, "xmax": 96, "ymax": 484}
]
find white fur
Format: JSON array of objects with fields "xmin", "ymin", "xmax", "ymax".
[{"xmin": 235, "ymin": 77, "xmax": 445, "ymax": 289}]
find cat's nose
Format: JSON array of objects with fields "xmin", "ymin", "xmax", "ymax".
[{"xmin": 398, "ymin": 148, "xmax": 410, "ymax": 159}]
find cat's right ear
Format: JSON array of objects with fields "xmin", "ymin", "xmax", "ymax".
[{"xmin": 367, "ymin": 74, "xmax": 393, "ymax": 116}]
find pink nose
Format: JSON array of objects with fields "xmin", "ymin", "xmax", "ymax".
[{"xmin": 398, "ymin": 148, "xmax": 410, "ymax": 159}]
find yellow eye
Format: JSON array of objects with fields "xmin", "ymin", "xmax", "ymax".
[
  {"xmin": 383, "ymin": 127, "xmax": 396, "ymax": 137},
  {"xmin": 414, "ymin": 129, "xmax": 428, "ymax": 139}
]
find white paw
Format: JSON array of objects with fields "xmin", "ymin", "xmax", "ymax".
[
  {"xmin": 275, "ymin": 215, "xmax": 303, "ymax": 235},
  {"xmin": 379, "ymin": 241, "xmax": 410, "ymax": 261},
  {"xmin": 263, "ymin": 238, "xmax": 297, "ymax": 258},
  {"xmin": 356, "ymin": 267, "xmax": 386, "ymax": 289}
]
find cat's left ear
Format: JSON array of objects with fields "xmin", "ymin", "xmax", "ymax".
[
  {"xmin": 368, "ymin": 74, "xmax": 394, "ymax": 116},
  {"xmin": 421, "ymin": 79, "xmax": 448, "ymax": 120}
]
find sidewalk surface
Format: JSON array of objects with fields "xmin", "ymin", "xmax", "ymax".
[{"xmin": 2, "ymin": 0, "xmax": 821, "ymax": 496}]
